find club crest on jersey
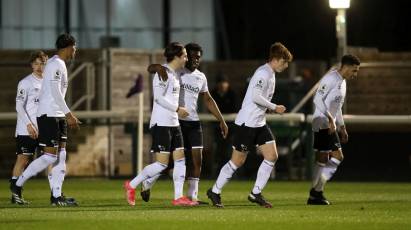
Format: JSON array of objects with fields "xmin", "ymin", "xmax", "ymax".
[
  {"xmin": 54, "ymin": 70, "xmax": 62, "ymax": 80},
  {"xmin": 255, "ymin": 79, "xmax": 264, "ymax": 88},
  {"xmin": 318, "ymin": 84, "xmax": 327, "ymax": 95},
  {"xmin": 334, "ymin": 95, "xmax": 343, "ymax": 103}
]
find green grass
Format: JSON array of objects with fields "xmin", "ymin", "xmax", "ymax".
[{"xmin": 1, "ymin": 179, "xmax": 410, "ymax": 230}]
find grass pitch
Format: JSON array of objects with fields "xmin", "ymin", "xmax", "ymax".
[{"xmin": 0, "ymin": 179, "xmax": 410, "ymax": 230}]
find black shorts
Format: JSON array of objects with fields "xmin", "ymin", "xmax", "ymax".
[
  {"xmin": 180, "ymin": 120, "xmax": 203, "ymax": 150},
  {"xmin": 233, "ymin": 124, "xmax": 275, "ymax": 153},
  {"xmin": 313, "ymin": 128, "xmax": 341, "ymax": 152},
  {"xmin": 37, "ymin": 114, "xmax": 68, "ymax": 148},
  {"xmin": 16, "ymin": 135, "xmax": 38, "ymax": 155},
  {"xmin": 150, "ymin": 125, "xmax": 184, "ymax": 153}
]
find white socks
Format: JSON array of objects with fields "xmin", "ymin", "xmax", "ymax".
[
  {"xmin": 49, "ymin": 148, "xmax": 67, "ymax": 198},
  {"xmin": 129, "ymin": 161, "xmax": 167, "ymax": 189},
  {"xmin": 313, "ymin": 157, "xmax": 341, "ymax": 192},
  {"xmin": 187, "ymin": 177, "xmax": 199, "ymax": 200},
  {"xmin": 312, "ymin": 162, "xmax": 326, "ymax": 191},
  {"xmin": 322, "ymin": 157, "xmax": 341, "ymax": 181},
  {"xmin": 212, "ymin": 160, "xmax": 238, "ymax": 194},
  {"xmin": 16, "ymin": 153, "xmax": 57, "ymax": 187},
  {"xmin": 173, "ymin": 158, "xmax": 186, "ymax": 200},
  {"xmin": 142, "ymin": 174, "xmax": 161, "ymax": 191},
  {"xmin": 252, "ymin": 159, "xmax": 275, "ymax": 194}
]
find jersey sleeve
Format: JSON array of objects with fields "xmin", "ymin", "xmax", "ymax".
[
  {"xmin": 336, "ymin": 106, "xmax": 345, "ymax": 126},
  {"xmin": 50, "ymin": 64, "xmax": 71, "ymax": 114},
  {"xmin": 251, "ymin": 70, "xmax": 277, "ymax": 110},
  {"xmin": 313, "ymin": 75, "xmax": 335, "ymax": 116},
  {"xmin": 200, "ymin": 74, "xmax": 208, "ymax": 93},
  {"xmin": 153, "ymin": 73, "xmax": 178, "ymax": 112},
  {"xmin": 15, "ymin": 80, "xmax": 32, "ymax": 125}
]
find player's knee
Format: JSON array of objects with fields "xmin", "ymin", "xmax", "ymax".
[
  {"xmin": 331, "ymin": 150, "xmax": 344, "ymax": 162},
  {"xmin": 316, "ymin": 152, "xmax": 329, "ymax": 163},
  {"xmin": 230, "ymin": 157, "xmax": 245, "ymax": 168}
]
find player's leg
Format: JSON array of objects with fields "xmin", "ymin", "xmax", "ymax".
[
  {"xmin": 13, "ymin": 116, "xmax": 59, "ymax": 203},
  {"xmin": 187, "ymin": 148, "xmax": 202, "ymax": 201},
  {"xmin": 10, "ymin": 136, "xmax": 36, "ymax": 204},
  {"xmin": 170, "ymin": 126, "xmax": 197, "ymax": 206},
  {"xmin": 248, "ymin": 125, "xmax": 277, "ymax": 208},
  {"xmin": 185, "ymin": 121, "xmax": 204, "ymax": 202},
  {"xmin": 207, "ymin": 125, "xmax": 250, "ymax": 207},
  {"xmin": 308, "ymin": 129, "xmax": 341, "ymax": 205},
  {"xmin": 124, "ymin": 125, "xmax": 169, "ymax": 206}
]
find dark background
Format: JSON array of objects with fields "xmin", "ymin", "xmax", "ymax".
[{"xmin": 216, "ymin": 0, "xmax": 411, "ymax": 60}]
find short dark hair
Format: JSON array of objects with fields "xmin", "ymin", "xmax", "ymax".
[
  {"xmin": 164, "ymin": 42, "xmax": 185, "ymax": 62},
  {"xmin": 185, "ymin": 43, "xmax": 203, "ymax": 55},
  {"xmin": 268, "ymin": 42, "xmax": 293, "ymax": 62},
  {"xmin": 341, "ymin": 54, "xmax": 361, "ymax": 66},
  {"xmin": 29, "ymin": 50, "xmax": 48, "ymax": 64},
  {"xmin": 55, "ymin": 33, "xmax": 76, "ymax": 50}
]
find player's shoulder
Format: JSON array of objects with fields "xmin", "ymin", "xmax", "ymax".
[
  {"xmin": 254, "ymin": 64, "xmax": 272, "ymax": 79},
  {"xmin": 18, "ymin": 74, "xmax": 33, "ymax": 87},
  {"xmin": 47, "ymin": 56, "xmax": 65, "ymax": 69},
  {"xmin": 193, "ymin": 69, "xmax": 207, "ymax": 80},
  {"xmin": 321, "ymin": 70, "xmax": 339, "ymax": 84}
]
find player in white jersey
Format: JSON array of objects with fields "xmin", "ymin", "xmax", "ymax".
[
  {"xmin": 9, "ymin": 51, "xmax": 48, "ymax": 204},
  {"xmin": 140, "ymin": 43, "xmax": 228, "ymax": 204},
  {"xmin": 307, "ymin": 54, "xmax": 360, "ymax": 205},
  {"xmin": 207, "ymin": 43, "xmax": 292, "ymax": 208},
  {"xmin": 124, "ymin": 42, "xmax": 198, "ymax": 206},
  {"xmin": 11, "ymin": 34, "xmax": 81, "ymax": 206}
]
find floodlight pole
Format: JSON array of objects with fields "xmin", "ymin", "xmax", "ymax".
[{"xmin": 336, "ymin": 9, "xmax": 347, "ymax": 61}]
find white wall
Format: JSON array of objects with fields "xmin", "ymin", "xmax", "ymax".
[{"xmin": 0, "ymin": 0, "xmax": 215, "ymax": 59}]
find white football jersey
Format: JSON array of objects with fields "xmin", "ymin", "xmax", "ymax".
[
  {"xmin": 15, "ymin": 74, "xmax": 42, "ymax": 136},
  {"xmin": 312, "ymin": 70, "xmax": 346, "ymax": 131},
  {"xmin": 36, "ymin": 55, "xmax": 70, "ymax": 117},
  {"xmin": 150, "ymin": 64, "xmax": 181, "ymax": 128},
  {"xmin": 178, "ymin": 68, "xmax": 208, "ymax": 121},
  {"xmin": 235, "ymin": 64, "xmax": 276, "ymax": 127}
]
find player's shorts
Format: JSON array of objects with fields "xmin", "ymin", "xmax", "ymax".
[
  {"xmin": 313, "ymin": 128, "xmax": 341, "ymax": 152},
  {"xmin": 15, "ymin": 135, "xmax": 38, "ymax": 155},
  {"xmin": 232, "ymin": 123, "xmax": 275, "ymax": 153},
  {"xmin": 37, "ymin": 114, "xmax": 68, "ymax": 148},
  {"xmin": 150, "ymin": 124, "xmax": 184, "ymax": 154},
  {"xmin": 179, "ymin": 120, "xmax": 203, "ymax": 150}
]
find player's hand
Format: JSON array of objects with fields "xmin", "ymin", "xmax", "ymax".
[
  {"xmin": 339, "ymin": 126, "xmax": 349, "ymax": 143},
  {"xmin": 66, "ymin": 112, "xmax": 82, "ymax": 130},
  {"xmin": 26, "ymin": 123, "xmax": 38, "ymax": 139},
  {"xmin": 157, "ymin": 66, "xmax": 168, "ymax": 81},
  {"xmin": 148, "ymin": 64, "xmax": 168, "ymax": 81},
  {"xmin": 274, "ymin": 105, "xmax": 286, "ymax": 114},
  {"xmin": 177, "ymin": 107, "xmax": 189, "ymax": 118},
  {"xmin": 220, "ymin": 121, "xmax": 228, "ymax": 139},
  {"xmin": 328, "ymin": 119, "xmax": 336, "ymax": 134}
]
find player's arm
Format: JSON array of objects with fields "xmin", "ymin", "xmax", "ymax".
[
  {"xmin": 50, "ymin": 66, "xmax": 81, "ymax": 129},
  {"xmin": 15, "ymin": 81, "xmax": 38, "ymax": 139},
  {"xmin": 251, "ymin": 73, "xmax": 286, "ymax": 114},
  {"xmin": 336, "ymin": 107, "xmax": 348, "ymax": 143},
  {"xmin": 147, "ymin": 64, "xmax": 168, "ymax": 81},
  {"xmin": 202, "ymin": 91, "xmax": 228, "ymax": 138},
  {"xmin": 153, "ymin": 74, "xmax": 188, "ymax": 117},
  {"xmin": 313, "ymin": 77, "xmax": 336, "ymax": 133}
]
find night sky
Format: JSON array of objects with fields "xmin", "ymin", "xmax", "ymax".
[{"xmin": 217, "ymin": 0, "xmax": 411, "ymax": 60}]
